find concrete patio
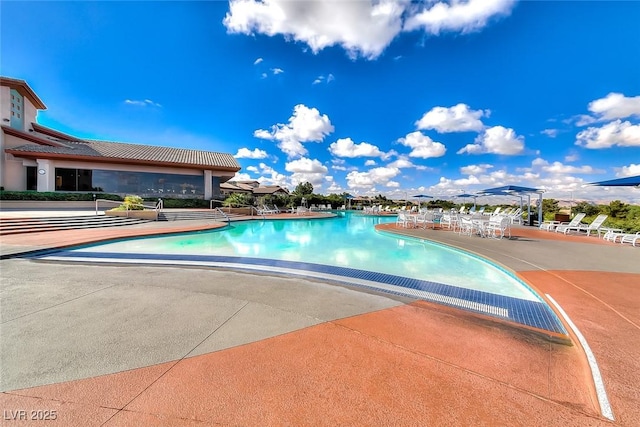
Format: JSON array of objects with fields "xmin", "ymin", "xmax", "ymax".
[{"xmin": 1, "ymin": 210, "xmax": 638, "ymax": 426}]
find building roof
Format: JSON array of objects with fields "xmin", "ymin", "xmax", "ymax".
[
  {"xmin": 252, "ymin": 185, "xmax": 289, "ymax": 195},
  {"xmin": 0, "ymin": 77, "xmax": 47, "ymax": 110},
  {"xmin": 220, "ymin": 182, "xmax": 253, "ymax": 193},
  {"xmin": 3, "ymin": 126, "xmax": 240, "ymax": 172}
]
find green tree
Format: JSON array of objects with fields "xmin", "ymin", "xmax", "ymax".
[
  {"xmin": 573, "ymin": 201, "xmax": 599, "ymax": 217},
  {"xmin": 606, "ymin": 200, "xmax": 629, "ymax": 218},
  {"xmin": 293, "ymin": 182, "xmax": 314, "ymax": 196},
  {"xmin": 223, "ymin": 193, "xmax": 251, "ymax": 208},
  {"xmin": 542, "ymin": 198, "xmax": 559, "ymax": 214}
]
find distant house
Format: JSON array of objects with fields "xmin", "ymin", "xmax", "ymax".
[
  {"xmin": 252, "ymin": 185, "xmax": 290, "ymax": 197},
  {"xmin": 220, "ymin": 181, "xmax": 289, "ymax": 197},
  {"xmin": 0, "ymin": 76, "xmax": 241, "ymax": 199},
  {"xmin": 220, "ymin": 181, "xmax": 254, "ymax": 195}
]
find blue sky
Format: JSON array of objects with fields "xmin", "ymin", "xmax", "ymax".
[{"xmin": 2, "ymin": 0, "xmax": 639, "ymax": 203}]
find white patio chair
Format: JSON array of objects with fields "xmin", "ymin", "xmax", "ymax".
[
  {"xmin": 415, "ymin": 211, "xmax": 437, "ymax": 229},
  {"xmin": 440, "ymin": 212, "xmax": 459, "ymax": 232},
  {"xmin": 485, "ymin": 215, "xmax": 511, "ymax": 239},
  {"xmin": 554, "ymin": 213, "xmax": 587, "ymax": 234},
  {"xmin": 396, "ymin": 211, "xmax": 415, "ymax": 228},
  {"xmin": 458, "ymin": 217, "xmax": 475, "ymax": 236}
]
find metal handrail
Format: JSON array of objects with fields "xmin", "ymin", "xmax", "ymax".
[
  {"xmin": 213, "ymin": 207, "xmax": 230, "ymax": 224},
  {"xmin": 212, "ymin": 202, "xmax": 265, "ymax": 219},
  {"xmin": 94, "ymin": 198, "xmax": 160, "ymax": 219},
  {"xmin": 248, "ymin": 205, "xmax": 265, "ymax": 219}
]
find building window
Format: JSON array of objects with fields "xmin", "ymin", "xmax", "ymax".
[
  {"xmin": 53, "ymin": 167, "xmax": 205, "ymax": 197},
  {"xmin": 10, "ymin": 89, "xmax": 24, "ymax": 130}
]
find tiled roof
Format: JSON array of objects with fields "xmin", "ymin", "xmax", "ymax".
[
  {"xmin": 8, "ymin": 139, "xmax": 241, "ymax": 171},
  {"xmin": 252, "ymin": 186, "xmax": 289, "ymax": 195}
]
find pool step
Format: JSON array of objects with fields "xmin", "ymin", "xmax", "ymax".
[{"xmin": 0, "ymin": 215, "xmax": 151, "ymax": 235}]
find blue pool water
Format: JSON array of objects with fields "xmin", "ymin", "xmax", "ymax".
[{"xmin": 59, "ymin": 212, "xmax": 540, "ymax": 302}]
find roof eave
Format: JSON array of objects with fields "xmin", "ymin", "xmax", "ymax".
[
  {"xmin": 0, "ymin": 77, "xmax": 47, "ymax": 110},
  {"xmin": 1, "ymin": 125, "xmax": 67, "ymax": 147},
  {"xmin": 4, "ymin": 149, "xmax": 241, "ymax": 172}
]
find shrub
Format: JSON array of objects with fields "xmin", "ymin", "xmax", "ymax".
[{"xmin": 120, "ymin": 195, "xmax": 144, "ymax": 210}]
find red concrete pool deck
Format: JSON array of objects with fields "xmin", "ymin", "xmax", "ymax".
[{"xmin": 1, "ymin": 214, "xmax": 639, "ymax": 426}]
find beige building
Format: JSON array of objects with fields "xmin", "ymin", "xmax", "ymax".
[{"xmin": 0, "ymin": 77, "xmax": 240, "ymax": 199}]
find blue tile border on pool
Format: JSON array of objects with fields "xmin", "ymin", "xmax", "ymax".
[{"xmin": 33, "ymin": 250, "xmax": 567, "ymax": 335}]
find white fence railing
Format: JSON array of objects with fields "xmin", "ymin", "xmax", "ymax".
[{"xmin": 95, "ymin": 198, "xmax": 164, "ymax": 219}]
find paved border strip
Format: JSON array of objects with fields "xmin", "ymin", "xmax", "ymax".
[
  {"xmin": 546, "ymin": 294, "xmax": 614, "ymax": 421},
  {"xmin": 33, "ymin": 250, "xmax": 568, "ymax": 335}
]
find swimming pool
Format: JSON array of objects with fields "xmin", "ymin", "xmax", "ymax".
[
  {"xmin": 37, "ymin": 212, "xmax": 566, "ymax": 333},
  {"xmin": 57, "ymin": 212, "xmax": 536, "ymax": 299}
]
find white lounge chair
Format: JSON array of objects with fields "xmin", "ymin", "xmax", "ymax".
[
  {"xmin": 576, "ymin": 214, "xmax": 609, "ymax": 237},
  {"xmin": 554, "ymin": 213, "xmax": 587, "ymax": 234},
  {"xmin": 507, "ymin": 208, "xmax": 522, "ymax": 224},
  {"xmin": 620, "ymin": 232, "xmax": 640, "ymax": 246}
]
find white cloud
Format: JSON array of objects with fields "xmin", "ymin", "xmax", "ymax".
[
  {"xmin": 285, "ymin": 157, "xmax": 329, "ymax": 188},
  {"xmin": 364, "ymin": 159, "xmax": 377, "ymax": 166},
  {"xmin": 253, "ymin": 57, "xmax": 263, "ymax": 65},
  {"xmin": 312, "ymin": 74, "xmax": 335, "ymax": 85},
  {"xmin": 329, "ymin": 137, "xmax": 385, "ymax": 158},
  {"xmin": 617, "ymin": 164, "xmax": 640, "ymax": 177},
  {"xmin": 271, "ymin": 67, "xmax": 284, "ymax": 74},
  {"xmin": 231, "ymin": 172, "xmax": 254, "ymax": 181},
  {"xmin": 457, "ymin": 126, "xmax": 525, "ymax": 155},
  {"xmin": 224, "ymin": 0, "xmax": 514, "ymax": 60},
  {"xmin": 575, "ymin": 114, "xmax": 597, "ymax": 127},
  {"xmin": 235, "ymin": 147, "xmax": 268, "ymax": 159},
  {"xmin": 253, "ymin": 129, "xmax": 272, "ymax": 139},
  {"xmin": 537, "ymin": 160, "xmax": 603, "ymax": 175},
  {"xmin": 460, "ymin": 164, "xmax": 493, "ymax": 175},
  {"xmin": 124, "ymin": 99, "xmax": 162, "ymax": 108},
  {"xmin": 564, "ymin": 153, "xmax": 579, "ymax": 162},
  {"xmin": 404, "ymin": 0, "xmax": 515, "ymax": 35},
  {"xmin": 261, "ymin": 72, "xmax": 268, "ymax": 79},
  {"xmin": 346, "ymin": 166, "xmax": 400, "ymax": 189},
  {"xmin": 255, "ymin": 162, "xmax": 288, "ymax": 187},
  {"xmin": 224, "ymin": 0, "xmax": 405, "ymax": 60},
  {"xmin": 253, "ymin": 104, "xmax": 335, "ymax": 157},
  {"xmin": 587, "ymin": 93, "xmax": 640, "ymax": 121},
  {"xmin": 530, "ymin": 158, "xmax": 547, "ymax": 168},
  {"xmin": 415, "ymin": 103, "xmax": 486, "ymax": 133},
  {"xmin": 387, "ymin": 156, "xmax": 415, "ymax": 169},
  {"xmin": 397, "ymin": 131, "xmax": 446, "ymax": 158},
  {"xmin": 246, "ymin": 166, "xmax": 259, "ymax": 173},
  {"xmin": 285, "ymin": 157, "xmax": 328, "ymax": 173},
  {"xmin": 327, "ymin": 181, "xmax": 343, "ymax": 192},
  {"xmin": 575, "ymin": 120, "xmax": 640, "ymax": 149},
  {"xmin": 541, "ymin": 128, "xmax": 558, "ymax": 138}
]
